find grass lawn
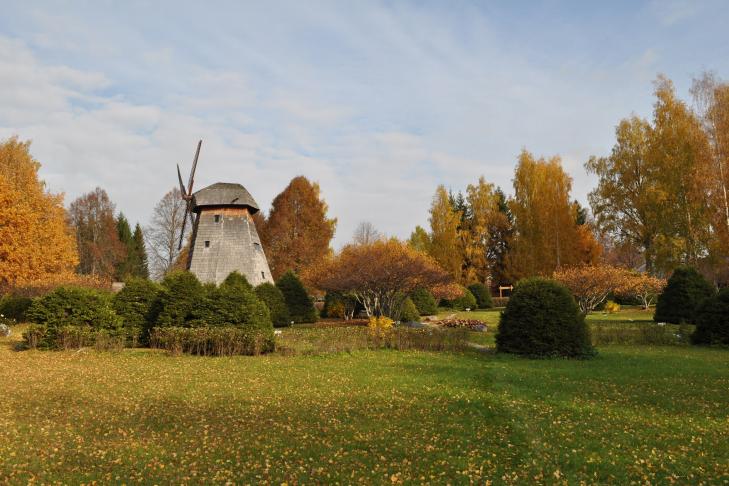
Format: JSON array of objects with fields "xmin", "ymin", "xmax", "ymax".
[{"xmin": 2, "ymin": 322, "xmax": 728, "ymax": 484}]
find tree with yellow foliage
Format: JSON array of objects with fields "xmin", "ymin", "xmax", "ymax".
[
  {"xmin": 0, "ymin": 137, "xmax": 78, "ymax": 290},
  {"xmin": 428, "ymin": 185, "xmax": 463, "ymax": 282},
  {"xmin": 508, "ymin": 150, "xmax": 600, "ymax": 279}
]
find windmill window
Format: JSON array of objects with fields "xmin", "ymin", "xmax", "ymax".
[
  {"xmin": 204, "ymin": 240, "xmax": 210, "ymax": 248},
  {"xmin": 261, "ymin": 272, "xmax": 265, "ymax": 279},
  {"xmin": 253, "ymin": 242, "xmax": 261, "ymax": 250},
  {"xmin": 214, "ymin": 215, "xmax": 221, "ymax": 223}
]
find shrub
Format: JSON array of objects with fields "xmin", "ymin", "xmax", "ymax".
[
  {"xmin": 255, "ymin": 283, "xmax": 291, "ymax": 327},
  {"xmin": 449, "ymin": 287, "xmax": 477, "ymax": 311},
  {"xmin": 399, "ymin": 297, "xmax": 420, "ymax": 322},
  {"xmin": 222, "ymin": 271, "xmax": 253, "ymax": 291},
  {"xmin": 410, "ymin": 287, "xmax": 438, "ymax": 316},
  {"xmin": 321, "ymin": 291, "xmax": 359, "ymax": 319},
  {"xmin": 25, "ymin": 287, "xmax": 123, "ymax": 348},
  {"xmin": 692, "ymin": 288, "xmax": 729, "ymax": 346},
  {"xmin": 22, "ymin": 324, "xmax": 47, "ymax": 349},
  {"xmin": 467, "ymin": 283, "xmax": 493, "ymax": 309},
  {"xmin": 590, "ymin": 322, "xmax": 692, "ymax": 346},
  {"xmin": 112, "ymin": 278, "xmax": 162, "ymax": 338},
  {"xmin": 604, "ymin": 300, "xmax": 621, "ymax": 314},
  {"xmin": 150, "ymin": 326, "xmax": 273, "ymax": 356},
  {"xmin": 654, "ymin": 266, "xmax": 715, "ymax": 324},
  {"xmin": 276, "ymin": 271, "xmax": 317, "ymax": 323},
  {"xmin": 0, "ymin": 295, "xmax": 33, "ymax": 321},
  {"xmin": 492, "ymin": 297, "xmax": 509, "ymax": 308},
  {"xmin": 496, "ymin": 278, "xmax": 595, "ymax": 358},
  {"xmin": 155, "ymin": 271, "xmax": 203, "ymax": 327},
  {"xmin": 368, "ymin": 316, "xmax": 394, "ymax": 339}
]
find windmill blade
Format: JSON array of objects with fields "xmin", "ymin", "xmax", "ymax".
[
  {"xmin": 178, "ymin": 204, "xmax": 190, "ymax": 250},
  {"xmin": 176, "ymin": 164, "xmax": 187, "ymax": 198},
  {"xmin": 186, "ymin": 139, "xmax": 202, "ymax": 196}
]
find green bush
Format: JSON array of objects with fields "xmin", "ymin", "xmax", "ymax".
[
  {"xmin": 155, "ymin": 271, "xmax": 203, "ymax": 327},
  {"xmin": 222, "ymin": 271, "xmax": 253, "ymax": 291},
  {"xmin": 654, "ymin": 266, "xmax": 715, "ymax": 324},
  {"xmin": 467, "ymin": 283, "xmax": 493, "ymax": 309},
  {"xmin": 691, "ymin": 288, "xmax": 729, "ymax": 346},
  {"xmin": 0, "ymin": 295, "xmax": 33, "ymax": 321},
  {"xmin": 399, "ymin": 297, "xmax": 420, "ymax": 322},
  {"xmin": 112, "ymin": 278, "xmax": 162, "ymax": 336},
  {"xmin": 450, "ymin": 287, "xmax": 477, "ymax": 311},
  {"xmin": 255, "ymin": 283, "xmax": 291, "ymax": 327},
  {"xmin": 410, "ymin": 287, "xmax": 437, "ymax": 316},
  {"xmin": 276, "ymin": 271, "xmax": 317, "ymax": 323},
  {"xmin": 496, "ymin": 278, "xmax": 595, "ymax": 358},
  {"xmin": 25, "ymin": 287, "xmax": 123, "ymax": 348}
]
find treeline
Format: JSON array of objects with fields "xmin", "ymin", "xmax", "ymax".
[{"xmin": 410, "ymin": 73, "xmax": 729, "ymax": 286}]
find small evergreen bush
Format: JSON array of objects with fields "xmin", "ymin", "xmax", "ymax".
[
  {"xmin": 255, "ymin": 283, "xmax": 291, "ymax": 327},
  {"xmin": 496, "ymin": 278, "xmax": 595, "ymax": 358},
  {"xmin": 155, "ymin": 271, "xmax": 203, "ymax": 327},
  {"xmin": 450, "ymin": 287, "xmax": 477, "ymax": 311},
  {"xmin": 399, "ymin": 297, "xmax": 420, "ymax": 322},
  {"xmin": 276, "ymin": 271, "xmax": 317, "ymax": 323},
  {"xmin": 654, "ymin": 266, "xmax": 715, "ymax": 324},
  {"xmin": 691, "ymin": 288, "xmax": 729, "ymax": 346},
  {"xmin": 150, "ymin": 326, "xmax": 273, "ymax": 356},
  {"xmin": 25, "ymin": 287, "xmax": 123, "ymax": 348},
  {"xmin": 222, "ymin": 271, "xmax": 253, "ymax": 291},
  {"xmin": 112, "ymin": 278, "xmax": 162, "ymax": 336},
  {"xmin": 467, "ymin": 283, "xmax": 493, "ymax": 309},
  {"xmin": 0, "ymin": 295, "xmax": 33, "ymax": 321},
  {"xmin": 410, "ymin": 287, "xmax": 437, "ymax": 316}
]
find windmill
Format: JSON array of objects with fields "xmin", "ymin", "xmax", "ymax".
[{"xmin": 175, "ymin": 140, "xmax": 274, "ymax": 286}]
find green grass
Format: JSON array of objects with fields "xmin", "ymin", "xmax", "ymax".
[{"xmin": 2, "ymin": 323, "xmax": 728, "ymax": 483}]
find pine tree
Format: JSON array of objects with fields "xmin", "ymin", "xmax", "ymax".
[{"xmin": 115, "ymin": 213, "xmax": 134, "ymax": 280}]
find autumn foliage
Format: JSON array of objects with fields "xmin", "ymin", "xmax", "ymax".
[
  {"xmin": 553, "ymin": 265, "xmax": 629, "ymax": 314},
  {"xmin": 258, "ymin": 176, "xmax": 336, "ymax": 280},
  {"xmin": 307, "ymin": 239, "xmax": 450, "ymax": 318},
  {"xmin": 0, "ymin": 137, "xmax": 78, "ymax": 291}
]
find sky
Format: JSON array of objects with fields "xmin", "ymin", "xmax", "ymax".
[{"xmin": 1, "ymin": 0, "xmax": 728, "ymax": 245}]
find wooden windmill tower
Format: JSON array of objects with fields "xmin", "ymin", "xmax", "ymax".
[{"xmin": 177, "ymin": 140, "xmax": 273, "ymax": 286}]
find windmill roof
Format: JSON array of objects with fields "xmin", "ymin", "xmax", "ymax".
[{"xmin": 192, "ymin": 182, "xmax": 260, "ymax": 213}]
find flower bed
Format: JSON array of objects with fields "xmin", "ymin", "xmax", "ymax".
[{"xmin": 436, "ymin": 319, "xmax": 488, "ymax": 332}]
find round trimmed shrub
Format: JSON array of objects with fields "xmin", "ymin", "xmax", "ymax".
[
  {"xmin": 450, "ymin": 287, "xmax": 477, "ymax": 311},
  {"xmin": 691, "ymin": 288, "xmax": 729, "ymax": 346},
  {"xmin": 654, "ymin": 266, "xmax": 715, "ymax": 324},
  {"xmin": 468, "ymin": 283, "xmax": 493, "ymax": 309},
  {"xmin": 255, "ymin": 282, "xmax": 291, "ymax": 327},
  {"xmin": 496, "ymin": 278, "xmax": 594, "ymax": 358},
  {"xmin": 399, "ymin": 297, "xmax": 420, "ymax": 322},
  {"xmin": 410, "ymin": 287, "xmax": 437, "ymax": 316},
  {"xmin": 276, "ymin": 271, "xmax": 317, "ymax": 323},
  {"xmin": 0, "ymin": 295, "xmax": 33, "ymax": 321},
  {"xmin": 112, "ymin": 278, "xmax": 162, "ymax": 332},
  {"xmin": 156, "ymin": 271, "xmax": 203, "ymax": 327}
]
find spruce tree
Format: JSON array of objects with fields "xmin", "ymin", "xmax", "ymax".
[
  {"xmin": 131, "ymin": 224, "xmax": 149, "ymax": 278},
  {"xmin": 115, "ymin": 213, "xmax": 134, "ymax": 280},
  {"xmin": 276, "ymin": 270, "xmax": 317, "ymax": 323}
]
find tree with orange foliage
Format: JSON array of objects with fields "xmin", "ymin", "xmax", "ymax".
[
  {"xmin": 306, "ymin": 239, "xmax": 450, "ymax": 318},
  {"xmin": 616, "ymin": 273, "xmax": 667, "ymax": 310},
  {"xmin": 0, "ymin": 137, "xmax": 78, "ymax": 290},
  {"xmin": 553, "ymin": 264, "xmax": 629, "ymax": 314},
  {"xmin": 68, "ymin": 187, "xmax": 125, "ymax": 279},
  {"xmin": 258, "ymin": 176, "xmax": 336, "ymax": 279}
]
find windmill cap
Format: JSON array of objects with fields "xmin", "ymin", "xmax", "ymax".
[{"xmin": 192, "ymin": 182, "xmax": 260, "ymax": 214}]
